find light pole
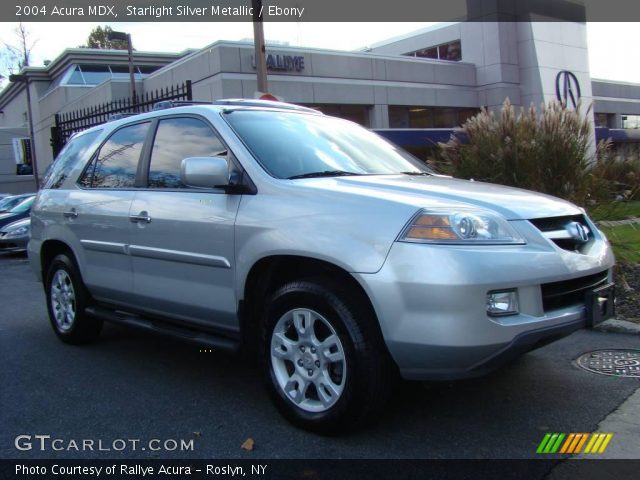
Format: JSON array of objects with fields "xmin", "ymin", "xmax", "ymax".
[
  {"xmin": 9, "ymin": 73, "xmax": 39, "ymax": 189},
  {"xmin": 252, "ymin": 0, "xmax": 268, "ymax": 94},
  {"xmin": 107, "ymin": 30, "xmax": 136, "ymax": 106}
]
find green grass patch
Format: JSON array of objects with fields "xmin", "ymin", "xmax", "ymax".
[
  {"xmin": 589, "ymin": 201, "xmax": 640, "ymax": 222},
  {"xmin": 600, "ymin": 224, "xmax": 640, "ymax": 264}
]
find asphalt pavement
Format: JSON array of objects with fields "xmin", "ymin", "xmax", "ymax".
[{"xmin": 1, "ymin": 251, "xmax": 639, "ymax": 461}]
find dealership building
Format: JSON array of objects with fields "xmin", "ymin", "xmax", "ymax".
[{"xmin": 0, "ymin": 20, "xmax": 639, "ymax": 193}]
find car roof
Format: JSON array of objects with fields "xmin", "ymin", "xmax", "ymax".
[{"xmin": 70, "ymin": 99, "xmax": 323, "ymax": 139}]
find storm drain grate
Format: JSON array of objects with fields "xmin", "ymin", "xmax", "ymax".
[{"xmin": 576, "ymin": 349, "xmax": 640, "ymax": 378}]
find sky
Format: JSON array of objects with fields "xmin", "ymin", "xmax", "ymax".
[{"xmin": 0, "ymin": 22, "xmax": 638, "ymax": 84}]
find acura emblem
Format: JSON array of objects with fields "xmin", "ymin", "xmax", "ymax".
[{"xmin": 566, "ymin": 221, "xmax": 589, "ymax": 243}]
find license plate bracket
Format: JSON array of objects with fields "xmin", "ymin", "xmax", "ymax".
[{"xmin": 585, "ymin": 282, "xmax": 615, "ymax": 327}]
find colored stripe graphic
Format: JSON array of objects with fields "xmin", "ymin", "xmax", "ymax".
[
  {"xmin": 573, "ymin": 433, "xmax": 589, "ymax": 453},
  {"xmin": 537, "ymin": 433, "xmax": 552, "ymax": 454},
  {"xmin": 537, "ymin": 433, "xmax": 613, "ymax": 454},
  {"xmin": 598, "ymin": 433, "xmax": 613, "ymax": 453},
  {"xmin": 559, "ymin": 433, "xmax": 576, "ymax": 454}
]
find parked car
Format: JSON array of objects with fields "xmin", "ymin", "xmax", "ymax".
[
  {"xmin": 29, "ymin": 100, "xmax": 615, "ymax": 433},
  {"xmin": 0, "ymin": 193, "xmax": 35, "ymax": 213},
  {"xmin": 0, "ymin": 195, "xmax": 35, "ymax": 229},
  {"xmin": 0, "ymin": 217, "xmax": 31, "ymax": 251}
]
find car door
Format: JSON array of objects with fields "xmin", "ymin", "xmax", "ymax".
[
  {"xmin": 129, "ymin": 115, "xmax": 241, "ymax": 332},
  {"xmin": 68, "ymin": 121, "xmax": 152, "ymax": 304}
]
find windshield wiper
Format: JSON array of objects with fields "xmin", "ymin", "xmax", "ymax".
[
  {"xmin": 400, "ymin": 171, "xmax": 433, "ymax": 176},
  {"xmin": 287, "ymin": 170, "xmax": 363, "ymax": 180}
]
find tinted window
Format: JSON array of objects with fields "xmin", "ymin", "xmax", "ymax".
[
  {"xmin": 44, "ymin": 130, "xmax": 101, "ymax": 189},
  {"xmin": 81, "ymin": 122, "xmax": 150, "ymax": 188},
  {"xmin": 148, "ymin": 117, "xmax": 226, "ymax": 188},
  {"xmin": 225, "ymin": 111, "xmax": 431, "ymax": 179}
]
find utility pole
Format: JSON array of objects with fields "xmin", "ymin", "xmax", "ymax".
[{"xmin": 252, "ymin": 0, "xmax": 268, "ymax": 93}]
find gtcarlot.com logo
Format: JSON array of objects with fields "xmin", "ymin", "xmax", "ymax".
[
  {"xmin": 536, "ymin": 432, "xmax": 613, "ymax": 455},
  {"xmin": 15, "ymin": 435, "xmax": 195, "ymax": 452}
]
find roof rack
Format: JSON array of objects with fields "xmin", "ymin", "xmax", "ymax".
[
  {"xmin": 151, "ymin": 99, "xmax": 320, "ymax": 114},
  {"xmin": 108, "ymin": 113, "xmax": 139, "ymax": 122}
]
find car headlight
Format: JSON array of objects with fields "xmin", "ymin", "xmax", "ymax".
[
  {"xmin": 5, "ymin": 225, "xmax": 30, "ymax": 238},
  {"xmin": 398, "ymin": 209, "xmax": 525, "ymax": 245}
]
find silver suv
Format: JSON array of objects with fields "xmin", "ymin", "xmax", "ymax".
[{"xmin": 29, "ymin": 100, "xmax": 615, "ymax": 433}]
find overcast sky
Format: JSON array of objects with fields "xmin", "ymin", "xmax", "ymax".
[{"xmin": 0, "ymin": 22, "xmax": 638, "ymax": 83}]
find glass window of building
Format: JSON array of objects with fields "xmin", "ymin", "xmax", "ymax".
[
  {"xmin": 389, "ymin": 106, "xmax": 479, "ymax": 128},
  {"xmin": 404, "ymin": 40, "xmax": 462, "ymax": 61},
  {"xmin": 56, "ymin": 64, "xmax": 163, "ymax": 87},
  {"xmin": 304, "ymin": 105, "xmax": 370, "ymax": 127},
  {"xmin": 622, "ymin": 115, "xmax": 640, "ymax": 129}
]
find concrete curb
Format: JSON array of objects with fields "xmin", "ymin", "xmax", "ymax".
[{"xmin": 594, "ymin": 318, "xmax": 640, "ymax": 335}]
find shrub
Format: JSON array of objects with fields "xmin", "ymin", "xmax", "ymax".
[{"xmin": 435, "ymin": 99, "xmax": 598, "ymax": 205}]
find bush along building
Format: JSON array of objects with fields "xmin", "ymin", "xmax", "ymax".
[{"xmin": 0, "ymin": 21, "xmax": 639, "ymax": 193}]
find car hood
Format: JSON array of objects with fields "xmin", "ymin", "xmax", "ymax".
[{"xmin": 296, "ymin": 175, "xmax": 582, "ymax": 220}]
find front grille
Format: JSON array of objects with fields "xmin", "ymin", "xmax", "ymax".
[
  {"xmin": 541, "ymin": 270, "xmax": 609, "ymax": 312},
  {"xmin": 529, "ymin": 214, "xmax": 593, "ymax": 253}
]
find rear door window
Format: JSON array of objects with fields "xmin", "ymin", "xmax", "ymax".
[{"xmin": 79, "ymin": 122, "xmax": 150, "ymax": 188}]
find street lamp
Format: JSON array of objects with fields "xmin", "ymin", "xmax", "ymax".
[
  {"xmin": 107, "ymin": 30, "xmax": 136, "ymax": 106},
  {"xmin": 9, "ymin": 73, "xmax": 39, "ymax": 190}
]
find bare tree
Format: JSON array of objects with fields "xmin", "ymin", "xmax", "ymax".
[{"xmin": 0, "ymin": 23, "xmax": 38, "ymax": 83}]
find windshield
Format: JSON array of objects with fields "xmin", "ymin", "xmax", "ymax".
[
  {"xmin": 9, "ymin": 196, "xmax": 35, "ymax": 213},
  {"xmin": 224, "ymin": 111, "xmax": 433, "ymax": 179}
]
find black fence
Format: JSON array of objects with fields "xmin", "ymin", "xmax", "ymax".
[{"xmin": 50, "ymin": 80, "xmax": 192, "ymax": 157}]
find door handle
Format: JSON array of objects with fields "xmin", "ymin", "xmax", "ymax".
[
  {"xmin": 129, "ymin": 211, "xmax": 152, "ymax": 224},
  {"xmin": 63, "ymin": 209, "xmax": 78, "ymax": 219}
]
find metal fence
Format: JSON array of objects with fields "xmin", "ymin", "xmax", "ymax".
[{"xmin": 50, "ymin": 80, "xmax": 192, "ymax": 157}]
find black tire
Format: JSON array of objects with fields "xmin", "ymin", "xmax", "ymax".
[
  {"xmin": 45, "ymin": 253, "xmax": 102, "ymax": 344},
  {"xmin": 260, "ymin": 278, "xmax": 394, "ymax": 434}
]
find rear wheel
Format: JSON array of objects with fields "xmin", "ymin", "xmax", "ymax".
[
  {"xmin": 261, "ymin": 279, "xmax": 394, "ymax": 434},
  {"xmin": 45, "ymin": 253, "xmax": 102, "ymax": 344}
]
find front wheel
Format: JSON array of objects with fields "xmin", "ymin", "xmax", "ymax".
[
  {"xmin": 45, "ymin": 253, "xmax": 102, "ymax": 344},
  {"xmin": 261, "ymin": 279, "xmax": 394, "ymax": 434}
]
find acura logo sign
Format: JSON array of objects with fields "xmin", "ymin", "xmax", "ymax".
[
  {"xmin": 566, "ymin": 221, "xmax": 590, "ymax": 243},
  {"xmin": 555, "ymin": 70, "xmax": 581, "ymax": 108}
]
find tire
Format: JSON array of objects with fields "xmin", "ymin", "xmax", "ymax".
[
  {"xmin": 45, "ymin": 253, "xmax": 102, "ymax": 344},
  {"xmin": 260, "ymin": 278, "xmax": 394, "ymax": 434}
]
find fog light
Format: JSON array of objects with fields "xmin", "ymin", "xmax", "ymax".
[{"xmin": 487, "ymin": 290, "xmax": 519, "ymax": 316}]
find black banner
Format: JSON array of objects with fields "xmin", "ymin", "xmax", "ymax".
[
  {"xmin": 4, "ymin": 0, "xmax": 640, "ymax": 22},
  {"xmin": 3, "ymin": 459, "xmax": 640, "ymax": 480}
]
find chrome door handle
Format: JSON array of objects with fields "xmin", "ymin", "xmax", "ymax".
[
  {"xmin": 129, "ymin": 211, "xmax": 151, "ymax": 224},
  {"xmin": 63, "ymin": 209, "xmax": 78, "ymax": 219}
]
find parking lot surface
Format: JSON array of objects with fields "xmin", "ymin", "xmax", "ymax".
[{"xmin": 1, "ymin": 252, "xmax": 638, "ymax": 460}]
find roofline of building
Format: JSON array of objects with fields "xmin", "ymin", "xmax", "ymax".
[
  {"xmin": 0, "ymin": 47, "xmax": 194, "ymax": 109},
  {"xmin": 591, "ymin": 78, "xmax": 640, "ymax": 88},
  {"xmin": 367, "ymin": 22, "xmax": 456, "ymax": 50},
  {"xmin": 147, "ymin": 38, "xmax": 477, "ymax": 81}
]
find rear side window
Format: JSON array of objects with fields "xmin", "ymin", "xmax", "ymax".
[
  {"xmin": 148, "ymin": 117, "xmax": 226, "ymax": 189},
  {"xmin": 79, "ymin": 122, "xmax": 150, "ymax": 188},
  {"xmin": 43, "ymin": 130, "xmax": 101, "ymax": 189}
]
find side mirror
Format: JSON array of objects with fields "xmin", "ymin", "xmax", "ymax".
[{"xmin": 180, "ymin": 156, "xmax": 229, "ymax": 189}]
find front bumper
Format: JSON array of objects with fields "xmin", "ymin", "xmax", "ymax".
[
  {"xmin": 0, "ymin": 234, "xmax": 29, "ymax": 251},
  {"xmin": 354, "ymin": 220, "xmax": 615, "ymax": 380}
]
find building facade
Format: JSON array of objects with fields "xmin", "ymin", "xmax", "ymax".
[{"xmin": 0, "ymin": 21, "xmax": 639, "ymax": 193}]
